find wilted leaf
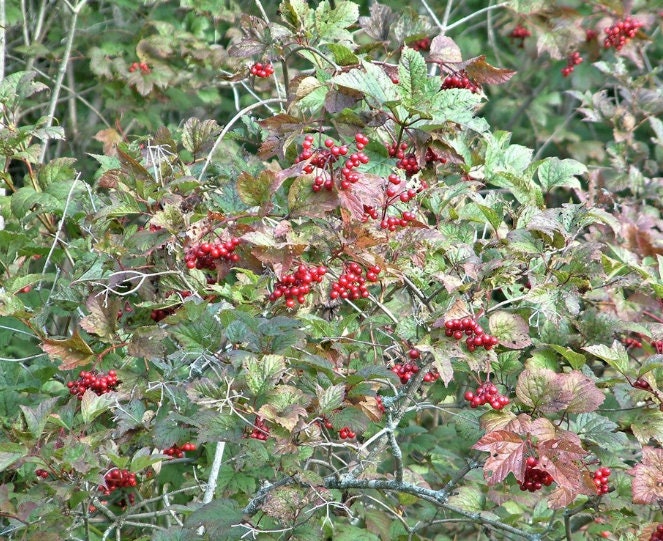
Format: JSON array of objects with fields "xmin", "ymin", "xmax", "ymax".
[
  {"xmin": 489, "ymin": 311, "xmax": 531, "ymax": 349},
  {"xmin": 41, "ymin": 331, "xmax": 95, "ymax": 370},
  {"xmin": 464, "ymin": 56, "xmax": 516, "ymax": 85},
  {"xmin": 79, "ymin": 295, "xmax": 119, "ymax": 341},
  {"xmin": 429, "ymin": 35, "xmax": 462, "ymax": 63},
  {"xmin": 94, "ymin": 128, "xmax": 122, "ymax": 156},
  {"xmin": 627, "ymin": 446, "xmax": 663, "ymax": 504},
  {"xmin": 515, "ymin": 368, "xmax": 567, "ymax": 413}
]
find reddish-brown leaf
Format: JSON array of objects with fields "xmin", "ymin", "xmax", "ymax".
[
  {"xmin": 560, "ymin": 371, "xmax": 605, "ymax": 413},
  {"xmin": 537, "ymin": 438, "xmax": 591, "ymax": 494},
  {"xmin": 627, "ymin": 446, "xmax": 663, "ymax": 504},
  {"xmin": 472, "ymin": 430, "xmax": 527, "ymax": 485},
  {"xmin": 429, "ymin": 36, "xmax": 462, "ymax": 63},
  {"xmin": 41, "ymin": 331, "xmax": 95, "ymax": 370},
  {"xmin": 79, "ymin": 295, "xmax": 119, "ymax": 341},
  {"xmin": 464, "ymin": 56, "xmax": 516, "ymax": 85}
]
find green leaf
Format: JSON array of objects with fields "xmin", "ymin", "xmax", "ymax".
[
  {"xmin": 37, "ymin": 157, "xmax": 77, "ymax": 188},
  {"xmin": 80, "ymin": 389, "xmax": 115, "ymax": 424},
  {"xmin": 10, "ymin": 186, "xmax": 60, "ymax": 218},
  {"xmin": 536, "ymin": 157, "xmax": 586, "ymax": 192},
  {"xmin": 245, "ymin": 354, "xmax": 286, "ymax": 396},
  {"xmin": 237, "ymin": 170, "xmax": 274, "ymax": 207},
  {"xmin": 314, "ymin": 1, "xmax": 359, "ymax": 44},
  {"xmin": 583, "ymin": 341, "xmax": 629, "ymax": 375},
  {"xmin": 0, "ymin": 442, "xmax": 28, "ymax": 472},
  {"xmin": 326, "ymin": 43, "xmax": 358, "ymax": 66},
  {"xmin": 397, "ymin": 47, "xmax": 440, "ymax": 116},
  {"xmin": 318, "ymin": 383, "xmax": 345, "ymax": 414},
  {"xmin": 185, "ymin": 498, "xmax": 244, "ymax": 539},
  {"xmin": 549, "ymin": 345, "xmax": 586, "ymax": 370},
  {"xmin": 182, "ymin": 117, "xmax": 220, "ymax": 155},
  {"xmin": 574, "ymin": 413, "xmax": 629, "ymax": 450},
  {"xmin": 19, "ymin": 397, "xmax": 59, "ymax": 439},
  {"xmin": 130, "ymin": 447, "xmax": 166, "ymax": 472},
  {"xmin": 631, "ymin": 409, "xmax": 663, "ymax": 445},
  {"xmin": 331, "ymin": 61, "xmax": 399, "ymax": 109}
]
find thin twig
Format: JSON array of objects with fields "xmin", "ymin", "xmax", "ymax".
[
  {"xmin": 39, "ymin": 0, "xmax": 89, "ymax": 163},
  {"xmin": 197, "ymin": 98, "xmax": 285, "ymax": 181},
  {"xmin": 444, "ymin": 3, "xmax": 509, "ymax": 33}
]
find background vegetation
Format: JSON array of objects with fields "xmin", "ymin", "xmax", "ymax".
[{"xmin": 1, "ymin": 1, "xmax": 662, "ymax": 540}]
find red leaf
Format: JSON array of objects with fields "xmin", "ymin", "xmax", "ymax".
[
  {"xmin": 537, "ymin": 438, "xmax": 591, "ymax": 494},
  {"xmin": 337, "ymin": 172, "xmax": 384, "ymax": 221},
  {"xmin": 472, "ymin": 430, "xmax": 527, "ymax": 485},
  {"xmin": 627, "ymin": 446, "xmax": 663, "ymax": 504}
]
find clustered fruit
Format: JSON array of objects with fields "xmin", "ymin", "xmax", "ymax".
[
  {"xmin": 622, "ymin": 336, "xmax": 643, "ymax": 348},
  {"xmin": 391, "ymin": 362, "xmax": 440, "ymax": 385},
  {"xmin": 592, "ymin": 466, "xmax": 611, "ymax": 495},
  {"xmin": 519, "ymin": 456, "xmax": 554, "ymax": 492},
  {"xmin": 375, "ymin": 395, "xmax": 386, "ymax": 414},
  {"xmin": 151, "ymin": 291, "xmax": 192, "ymax": 322},
  {"xmin": 185, "ymin": 238, "xmax": 241, "ymax": 270},
  {"xmin": 248, "ymin": 417, "xmax": 269, "ymax": 440},
  {"xmin": 129, "ymin": 61, "xmax": 150, "ymax": 74},
  {"xmin": 648, "ymin": 524, "xmax": 663, "ymax": 541},
  {"xmin": 380, "ymin": 211, "xmax": 416, "ymax": 231},
  {"xmin": 163, "ymin": 442, "xmax": 197, "ymax": 458},
  {"xmin": 441, "ymin": 71, "xmax": 481, "ymax": 94},
  {"xmin": 36, "ymin": 468, "xmax": 49, "ymax": 479},
  {"xmin": 299, "ymin": 133, "xmax": 371, "ymax": 192},
  {"xmin": 464, "ymin": 381, "xmax": 510, "ymax": 410},
  {"xmin": 338, "ymin": 426, "xmax": 356, "ymax": 440},
  {"xmin": 101, "ymin": 468, "xmax": 137, "ymax": 496},
  {"xmin": 409, "ymin": 36, "xmax": 431, "ymax": 52},
  {"xmin": 329, "ymin": 262, "xmax": 380, "ymax": 300},
  {"xmin": 67, "ymin": 370, "xmax": 119, "ymax": 399},
  {"xmin": 561, "ymin": 51, "xmax": 583, "ymax": 77},
  {"xmin": 603, "ymin": 17, "xmax": 643, "ymax": 50},
  {"xmin": 386, "ymin": 142, "xmax": 421, "ymax": 177},
  {"xmin": 268, "ymin": 264, "xmax": 327, "ymax": 308},
  {"xmin": 509, "ymin": 24, "xmax": 531, "ymax": 47},
  {"xmin": 250, "ymin": 62, "xmax": 274, "ymax": 78},
  {"xmin": 651, "ymin": 339, "xmax": 663, "ymax": 354},
  {"xmin": 444, "ymin": 317, "xmax": 499, "ymax": 351}
]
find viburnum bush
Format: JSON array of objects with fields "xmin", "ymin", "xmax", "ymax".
[{"xmin": 0, "ymin": 1, "xmax": 662, "ymax": 540}]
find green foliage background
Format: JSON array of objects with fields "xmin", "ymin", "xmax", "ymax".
[{"xmin": 0, "ymin": 1, "xmax": 662, "ymax": 540}]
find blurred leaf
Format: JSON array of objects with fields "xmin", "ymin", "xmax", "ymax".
[{"xmin": 41, "ymin": 331, "xmax": 95, "ymax": 370}]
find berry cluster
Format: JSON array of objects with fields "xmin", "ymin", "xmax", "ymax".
[
  {"xmin": 424, "ymin": 147, "xmax": 447, "ymax": 165},
  {"xmin": 250, "ymin": 62, "xmax": 274, "ymax": 78},
  {"xmin": 561, "ymin": 51, "xmax": 583, "ymax": 77},
  {"xmin": 592, "ymin": 467, "xmax": 611, "ymax": 495},
  {"xmin": 380, "ymin": 211, "xmax": 416, "ymax": 231},
  {"xmin": 510, "ymin": 24, "xmax": 531, "ymax": 45},
  {"xmin": 603, "ymin": 17, "xmax": 643, "ymax": 50},
  {"xmin": 101, "ymin": 469, "xmax": 137, "ymax": 495},
  {"xmin": 652, "ymin": 339, "xmax": 663, "ymax": 354},
  {"xmin": 36, "ymin": 468, "xmax": 49, "ymax": 479},
  {"xmin": 464, "ymin": 381, "xmax": 510, "ymax": 410},
  {"xmin": 338, "ymin": 426, "xmax": 356, "ymax": 440},
  {"xmin": 632, "ymin": 378, "xmax": 652, "ymax": 391},
  {"xmin": 319, "ymin": 416, "xmax": 334, "ymax": 430},
  {"xmin": 67, "ymin": 370, "xmax": 119, "ymax": 399},
  {"xmin": 622, "ymin": 336, "xmax": 643, "ymax": 348},
  {"xmin": 519, "ymin": 456, "xmax": 554, "ymax": 492},
  {"xmin": 409, "ymin": 36, "xmax": 431, "ymax": 52},
  {"xmin": 648, "ymin": 524, "xmax": 663, "ymax": 541},
  {"xmin": 163, "ymin": 442, "xmax": 196, "ymax": 458},
  {"xmin": 129, "ymin": 61, "xmax": 150, "ymax": 74},
  {"xmin": 375, "ymin": 395, "xmax": 386, "ymax": 414},
  {"xmin": 299, "ymin": 134, "xmax": 371, "ymax": 192},
  {"xmin": 268, "ymin": 264, "xmax": 327, "ymax": 308},
  {"xmin": 441, "ymin": 72, "xmax": 481, "ymax": 93},
  {"xmin": 185, "ymin": 238, "xmax": 241, "ymax": 270},
  {"xmin": 444, "ymin": 317, "xmax": 499, "ymax": 351},
  {"xmin": 248, "ymin": 417, "xmax": 269, "ymax": 440},
  {"xmin": 329, "ymin": 262, "xmax": 380, "ymax": 300},
  {"xmin": 391, "ymin": 349, "xmax": 439, "ymax": 384}
]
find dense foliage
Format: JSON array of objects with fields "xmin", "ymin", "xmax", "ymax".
[{"xmin": 1, "ymin": 1, "xmax": 662, "ymax": 540}]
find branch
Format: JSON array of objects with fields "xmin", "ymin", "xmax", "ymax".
[{"xmin": 39, "ymin": 0, "xmax": 89, "ymax": 164}]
